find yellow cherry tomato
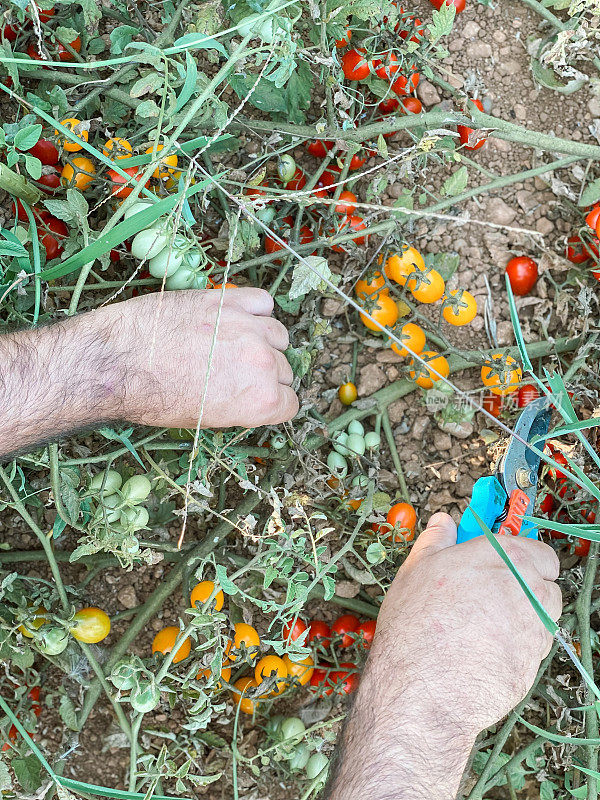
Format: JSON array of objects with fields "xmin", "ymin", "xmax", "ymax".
[
  {"xmin": 70, "ymin": 607, "xmax": 111, "ymax": 643},
  {"xmin": 355, "ymin": 270, "xmax": 385, "ymax": 298},
  {"xmin": 338, "ymin": 382, "xmax": 357, "ymax": 405},
  {"xmin": 384, "ymin": 246, "xmax": 425, "ymax": 286},
  {"xmin": 151, "ymin": 626, "xmax": 191, "ymax": 663},
  {"xmin": 231, "ymin": 676, "xmax": 260, "ymax": 714},
  {"xmin": 481, "ymin": 354, "xmax": 522, "ymax": 396},
  {"xmin": 254, "ymin": 655, "xmax": 288, "ymax": 695},
  {"xmin": 145, "ymin": 144, "xmax": 178, "ymax": 179},
  {"xmin": 408, "ymin": 351, "xmax": 450, "ymax": 389},
  {"xmin": 55, "ymin": 118, "xmax": 88, "ymax": 153},
  {"xmin": 390, "ymin": 322, "xmax": 426, "ymax": 358},
  {"xmin": 442, "ymin": 289, "xmax": 477, "ymax": 326},
  {"xmin": 102, "ymin": 137, "xmax": 133, "ymax": 160},
  {"xmin": 190, "ymin": 580, "xmax": 224, "ymax": 612},
  {"xmin": 283, "ymin": 654, "xmax": 314, "ymax": 686},
  {"xmin": 407, "ymin": 267, "xmax": 445, "ymax": 304},
  {"xmin": 226, "ymin": 622, "xmax": 260, "ymax": 663},
  {"xmin": 61, "ymin": 157, "xmax": 96, "ymax": 190},
  {"xmin": 359, "ymin": 291, "xmax": 398, "ymax": 332},
  {"xmin": 18, "ymin": 605, "xmax": 48, "ymax": 638}
]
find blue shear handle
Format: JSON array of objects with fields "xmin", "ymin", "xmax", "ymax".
[{"xmin": 457, "ymin": 476, "xmax": 508, "ymax": 544}]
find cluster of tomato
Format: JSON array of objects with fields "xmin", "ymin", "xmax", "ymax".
[
  {"xmin": 285, "ymin": 614, "xmax": 376, "ymax": 698},
  {"xmin": 90, "ymin": 469, "xmax": 152, "ymax": 534},
  {"xmin": 565, "ymin": 204, "xmax": 600, "ymax": 282},
  {"xmin": 18, "ymin": 604, "xmax": 111, "ymax": 656},
  {"xmin": 328, "ymin": 418, "xmax": 381, "ymax": 481},
  {"xmin": 0, "ymin": 5, "xmax": 81, "ymax": 72},
  {"xmin": 2, "ymin": 684, "xmax": 41, "ymax": 753},
  {"xmin": 355, "ymin": 245, "xmax": 477, "ymax": 389},
  {"xmin": 264, "ymin": 715, "xmax": 330, "ymax": 784}
]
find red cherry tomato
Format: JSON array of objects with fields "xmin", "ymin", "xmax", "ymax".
[
  {"xmin": 356, "ymin": 619, "xmax": 376, "ymax": 648},
  {"xmin": 330, "ymin": 662, "xmax": 359, "ymax": 694},
  {"xmin": 457, "ymin": 98, "xmax": 485, "ymax": 150},
  {"xmin": 27, "ymin": 41, "xmax": 45, "ymax": 60},
  {"xmin": 285, "ymin": 167, "xmax": 306, "ymax": 191},
  {"xmin": 313, "ymin": 168, "xmax": 340, "ymax": 198},
  {"xmin": 505, "ymin": 256, "xmax": 538, "ymax": 296},
  {"xmin": 309, "ymin": 666, "xmax": 333, "ymax": 695},
  {"xmin": 566, "ymin": 235, "xmax": 597, "ymax": 264},
  {"xmin": 307, "ymin": 140, "xmax": 333, "ymax": 158},
  {"xmin": 539, "ymin": 493, "xmax": 554, "ymax": 514},
  {"xmin": 372, "ymin": 52, "xmax": 400, "ymax": 81},
  {"xmin": 13, "ymin": 201, "xmax": 49, "ymax": 224},
  {"xmin": 330, "ymin": 614, "xmax": 359, "ymax": 648},
  {"xmin": 390, "ymin": 71, "xmax": 420, "ymax": 96},
  {"xmin": 107, "ymin": 166, "xmax": 148, "ymax": 198},
  {"xmin": 57, "ymin": 35, "xmax": 81, "ymax": 62},
  {"xmin": 283, "ymin": 618, "xmax": 307, "ymax": 643},
  {"xmin": 400, "ymin": 96, "xmax": 423, "ymax": 114},
  {"xmin": 39, "ymin": 216, "xmax": 68, "ymax": 260},
  {"xmin": 332, "ymin": 215, "xmax": 367, "ymax": 251},
  {"xmin": 38, "ymin": 6, "xmax": 55, "ymax": 23},
  {"xmin": 574, "ymin": 537, "xmax": 590, "ymax": 558},
  {"xmin": 348, "ymin": 153, "xmax": 367, "ymax": 171},
  {"xmin": 335, "ymin": 191, "xmax": 357, "ymax": 216},
  {"xmin": 548, "ymin": 451, "xmax": 568, "ymax": 481},
  {"xmin": 308, "ymin": 620, "xmax": 331, "ymax": 647},
  {"xmin": 517, "ymin": 384, "xmax": 540, "ymax": 408},
  {"xmin": 585, "ymin": 205, "xmax": 600, "ymax": 232},
  {"xmin": 378, "ymin": 97, "xmax": 400, "ymax": 115},
  {"xmin": 341, "ymin": 48, "xmax": 370, "ymax": 81},
  {"xmin": 37, "ymin": 169, "xmax": 61, "ymax": 193},
  {"xmin": 429, "ymin": 0, "xmax": 466, "ymax": 11},
  {"xmin": 1, "ymin": 24, "xmax": 17, "ymax": 43},
  {"xmin": 28, "ymin": 138, "xmax": 59, "ymax": 165},
  {"xmin": 482, "ymin": 392, "xmax": 503, "ymax": 418}
]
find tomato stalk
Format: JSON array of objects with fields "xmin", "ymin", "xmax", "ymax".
[{"xmin": 381, "ymin": 410, "xmax": 409, "ymax": 504}]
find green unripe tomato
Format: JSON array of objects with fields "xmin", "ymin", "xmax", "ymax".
[
  {"xmin": 347, "ymin": 420, "xmax": 364, "ymax": 437},
  {"xmin": 305, "ymin": 752, "xmax": 329, "ymax": 781},
  {"xmin": 129, "ymin": 679, "xmax": 161, "ymax": 713},
  {"xmin": 332, "ymin": 431, "xmax": 349, "ymax": 455},
  {"xmin": 346, "ymin": 433, "xmax": 366, "ymax": 457},
  {"xmin": 288, "ymin": 742, "xmax": 311, "ymax": 771},
  {"xmin": 351, "ymin": 474, "xmax": 370, "ymax": 489},
  {"xmin": 364, "ymin": 431, "xmax": 381, "ymax": 449},
  {"xmin": 270, "ymin": 432, "xmax": 287, "ymax": 450},
  {"xmin": 327, "ymin": 451, "xmax": 348, "ymax": 478},
  {"xmin": 36, "ymin": 625, "xmax": 69, "ymax": 656},
  {"xmin": 121, "ymin": 475, "xmax": 152, "ymax": 504},
  {"xmin": 182, "ymin": 248, "xmax": 202, "ymax": 269},
  {"xmin": 124, "ymin": 201, "xmax": 155, "ymax": 219},
  {"xmin": 131, "ymin": 226, "xmax": 170, "ymax": 260},
  {"xmin": 165, "ymin": 265, "xmax": 207, "ymax": 290},
  {"xmin": 280, "ymin": 716, "xmax": 306, "ymax": 740},
  {"xmin": 110, "ymin": 660, "xmax": 139, "ymax": 691},
  {"xmin": 256, "ymin": 206, "xmax": 276, "ymax": 225},
  {"xmin": 264, "ymin": 714, "xmax": 285, "ymax": 739},
  {"xmin": 90, "ymin": 469, "xmax": 122, "ymax": 495},
  {"xmin": 277, "ymin": 154, "xmax": 296, "ymax": 183},
  {"xmin": 120, "ymin": 506, "xmax": 149, "ymax": 530},
  {"xmin": 148, "ymin": 246, "xmax": 185, "ymax": 278},
  {"xmin": 94, "ymin": 492, "xmax": 122, "ymax": 523}
]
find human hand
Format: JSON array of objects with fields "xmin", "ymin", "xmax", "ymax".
[
  {"xmin": 97, "ymin": 288, "xmax": 298, "ymax": 429},
  {"xmin": 372, "ymin": 512, "xmax": 562, "ymax": 735}
]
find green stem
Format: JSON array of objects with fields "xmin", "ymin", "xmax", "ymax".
[
  {"xmin": 518, "ymin": 0, "xmax": 566, "ymax": 29},
  {"xmin": 381, "ymin": 409, "xmax": 409, "ymax": 503},
  {"xmin": 48, "ymin": 443, "xmax": 85, "ymax": 531}
]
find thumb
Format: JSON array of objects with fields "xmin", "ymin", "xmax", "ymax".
[{"xmin": 405, "ymin": 512, "xmax": 457, "ymax": 565}]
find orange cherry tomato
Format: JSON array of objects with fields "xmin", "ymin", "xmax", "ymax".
[
  {"xmin": 227, "ymin": 622, "xmax": 260, "ymax": 662},
  {"xmin": 61, "ymin": 157, "xmax": 96, "ymax": 190},
  {"xmin": 254, "ymin": 655, "xmax": 288, "ymax": 694},
  {"xmin": 384, "ymin": 246, "xmax": 425, "ymax": 285},
  {"xmin": 55, "ymin": 118, "xmax": 88, "ymax": 153},
  {"xmin": 359, "ymin": 291, "xmax": 398, "ymax": 331},
  {"xmin": 390, "ymin": 322, "xmax": 426, "ymax": 357},
  {"xmin": 197, "ymin": 664, "xmax": 232, "ymax": 688},
  {"xmin": 355, "ymin": 270, "xmax": 386, "ymax": 298},
  {"xmin": 103, "ymin": 137, "xmax": 133, "ymax": 160},
  {"xmin": 335, "ymin": 29, "xmax": 352, "ymax": 48},
  {"xmin": 481, "ymin": 354, "xmax": 522, "ymax": 396},
  {"xmin": 409, "ymin": 351, "xmax": 449, "ymax": 389},
  {"xmin": 231, "ymin": 677, "xmax": 260, "ymax": 714},
  {"xmin": 482, "ymin": 392, "xmax": 503, "ymax": 418},
  {"xmin": 338, "ymin": 382, "xmax": 358, "ymax": 405},
  {"xmin": 18, "ymin": 606, "xmax": 48, "ymax": 638},
  {"xmin": 442, "ymin": 289, "xmax": 477, "ymax": 325},
  {"xmin": 70, "ymin": 607, "xmax": 111, "ymax": 643},
  {"xmin": 190, "ymin": 580, "xmax": 224, "ymax": 612},
  {"xmin": 152, "ymin": 626, "xmax": 191, "ymax": 663},
  {"xmin": 282, "ymin": 654, "xmax": 315, "ymax": 686},
  {"xmin": 372, "ymin": 502, "xmax": 417, "ymax": 542},
  {"xmin": 408, "ymin": 267, "xmax": 445, "ymax": 303},
  {"xmin": 145, "ymin": 144, "xmax": 178, "ymax": 179}
]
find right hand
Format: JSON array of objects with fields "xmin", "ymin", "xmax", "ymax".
[
  {"xmin": 93, "ymin": 288, "xmax": 298, "ymax": 429},
  {"xmin": 369, "ymin": 513, "xmax": 562, "ymax": 737}
]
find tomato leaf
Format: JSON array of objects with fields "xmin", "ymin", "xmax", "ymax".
[
  {"xmin": 172, "ymin": 32, "xmax": 228, "ymax": 58},
  {"xmin": 289, "ymin": 256, "xmax": 333, "ymax": 300},
  {"xmin": 14, "ymin": 123, "xmax": 42, "ymax": 151},
  {"xmin": 175, "ymin": 51, "xmax": 198, "ymax": 113},
  {"xmin": 427, "ymin": 3, "xmax": 455, "ymax": 43},
  {"xmin": 579, "ymin": 177, "xmax": 600, "ymax": 208},
  {"xmin": 441, "ymin": 165, "xmax": 468, "ymax": 197},
  {"xmin": 109, "ymin": 25, "xmax": 140, "ymax": 55}
]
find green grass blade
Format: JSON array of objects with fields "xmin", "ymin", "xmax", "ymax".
[
  {"xmin": 517, "ymin": 716, "xmax": 600, "ymax": 745},
  {"xmin": 59, "ymin": 777, "xmax": 193, "ymax": 800},
  {"xmin": 525, "ymin": 516, "xmax": 600, "ymax": 540},
  {"xmin": 505, "ymin": 273, "xmax": 534, "ymax": 374}
]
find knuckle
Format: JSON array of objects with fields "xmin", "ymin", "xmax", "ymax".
[{"xmin": 253, "ymin": 344, "xmax": 277, "ymax": 373}]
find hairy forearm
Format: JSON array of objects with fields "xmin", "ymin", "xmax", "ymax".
[
  {"xmin": 326, "ymin": 670, "xmax": 475, "ymax": 800},
  {"xmin": 0, "ymin": 313, "xmax": 127, "ymax": 459}
]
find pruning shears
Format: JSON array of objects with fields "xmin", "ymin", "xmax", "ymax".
[{"xmin": 457, "ymin": 397, "xmax": 552, "ymax": 544}]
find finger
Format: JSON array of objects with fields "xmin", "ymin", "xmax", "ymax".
[
  {"xmin": 405, "ymin": 513, "xmax": 457, "ymax": 566},
  {"xmin": 540, "ymin": 580, "xmax": 563, "ymax": 622},
  {"xmin": 259, "ymin": 317, "xmax": 290, "ymax": 351},
  {"xmin": 274, "ymin": 350, "xmax": 293, "ymax": 385},
  {"xmin": 266, "ymin": 385, "xmax": 299, "ymax": 424},
  {"xmin": 228, "ymin": 287, "xmax": 274, "ymax": 316},
  {"xmin": 497, "ymin": 536, "xmax": 560, "ymax": 581}
]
